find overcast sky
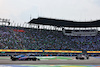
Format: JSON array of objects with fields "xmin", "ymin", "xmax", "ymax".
[{"xmin": 0, "ymin": 0, "xmax": 100, "ymax": 24}]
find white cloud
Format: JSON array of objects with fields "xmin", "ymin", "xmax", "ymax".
[{"xmin": 0, "ymin": 0, "xmax": 100, "ymax": 24}]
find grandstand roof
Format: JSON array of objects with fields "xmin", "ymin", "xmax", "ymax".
[{"xmin": 28, "ymin": 17, "xmax": 100, "ymax": 27}]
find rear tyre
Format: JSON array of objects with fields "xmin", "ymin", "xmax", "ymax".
[
  {"xmin": 28, "ymin": 59, "xmax": 31, "ymax": 61},
  {"xmin": 32, "ymin": 58, "xmax": 36, "ymax": 61},
  {"xmin": 12, "ymin": 59, "xmax": 16, "ymax": 61},
  {"xmin": 76, "ymin": 57, "xmax": 78, "ymax": 59}
]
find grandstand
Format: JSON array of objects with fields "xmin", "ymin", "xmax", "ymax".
[{"xmin": 0, "ymin": 17, "xmax": 100, "ymax": 56}]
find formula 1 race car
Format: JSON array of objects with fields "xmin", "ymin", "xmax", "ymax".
[
  {"xmin": 76, "ymin": 54, "xmax": 89, "ymax": 60},
  {"xmin": 11, "ymin": 54, "xmax": 40, "ymax": 61}
]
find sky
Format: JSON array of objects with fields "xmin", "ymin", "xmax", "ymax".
[{"xmin": 0, "ymin": 0, "xmax": 100, "ymax": 24}]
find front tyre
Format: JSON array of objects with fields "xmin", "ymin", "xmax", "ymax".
[
  {"xmin": 37, "ymin": 58, "xmax": 40, "ymax": 61},
  {"xmin": 87, "ymin": 57, "xmax": 89, "ymax": 59}
]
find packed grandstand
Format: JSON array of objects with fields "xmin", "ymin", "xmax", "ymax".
[{"xmin": 0, "ymin": 17, "xmax": 100, "ymax": 51}]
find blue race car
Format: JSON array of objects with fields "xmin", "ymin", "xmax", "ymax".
[{"xmin": 11, "ymin": 54, "xmax": 40, "ymax": 61}]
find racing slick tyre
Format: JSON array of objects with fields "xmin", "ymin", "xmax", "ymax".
[
  {"xmin": 76, "ymin": 57, "xmax": 78, "ymax": 59},
  {"xmin": 12, "ymin": 59, "xmax": 16, "ymax": 61},
  {"xmin": 26, "ymin": 58, "xmax": 31, "ymax": 61},
  {"xmin": 12, "ymin": 59, "xmax": 15, "ymax": 61},
  {"xmin": 32, "ymin": 58, "xmax": 40, "ymax": 61},
  {"xmin": 32, "ymin": 58, "xmax": 36, "ymax": 61},
  {"xmin": 11, "ymin": 56, "xmax": 13, "ymax": 59},
  {"xmin": 36, "ymin": 58, "xmax": 40, "ymax": 61},
  {"xmin": 87, "ymin": 57, "xmax": 89, "ymax": 59}
]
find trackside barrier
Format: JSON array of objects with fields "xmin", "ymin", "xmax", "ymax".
[
  {"xmin": 0, "ymin": 50, "xmax": 100, "ymax": 55},
  {"xmin": 87, "ymin": 51, "xmax": 100, "ymax": 53},
  {"xmin": 0, "ymin": 49, "xmax": 82, "ymax": 53},
  {"xmin": 44, "ymin": 50, "xmax": 82, "ymax": 53},
  {"xmin": 0, "ymin": 50, "xmax": 43, "ymax": 52}
]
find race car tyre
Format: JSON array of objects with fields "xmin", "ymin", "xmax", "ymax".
[
  {"xmin": 76, "ymin": 57, "xmax": 78, "ymax": 59},
  {"xmin": 26, "ymin": 59, "xmax": 31, "ymax": 61},
  {"xmin": 11, "ymin": 56, "xmax": 13, "ymax": 59},
  {"xmin": 37, "ymin": 59, "xmax": 40, "ymax": 61},
  {"xmin": 87, "ymin": 57, "xmax": 89, "ymax": 59},
  {"xmin": 36, "ymin": 58, "xmax": 40, "ymax": 61},
  {"xmin": 32, "ymin": 58, "xmax": 36, "ymax": 61},
  {"xmin": 12, "ymin": 59, "xmax": 16, "ymax": 61}
]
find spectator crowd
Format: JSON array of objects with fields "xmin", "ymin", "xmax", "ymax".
[{"xmin": 0, "ymin": 25, "xmax": 100, "ymax": 50}]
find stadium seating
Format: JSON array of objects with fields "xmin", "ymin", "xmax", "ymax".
[{"xmin": 0, "ymin": 25, "xmax": 100, "ymax": 50}]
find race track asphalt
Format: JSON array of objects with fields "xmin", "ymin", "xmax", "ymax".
[{"xmin": 0, "ymin": 56, "xmax": 99, "ymax": 65}]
